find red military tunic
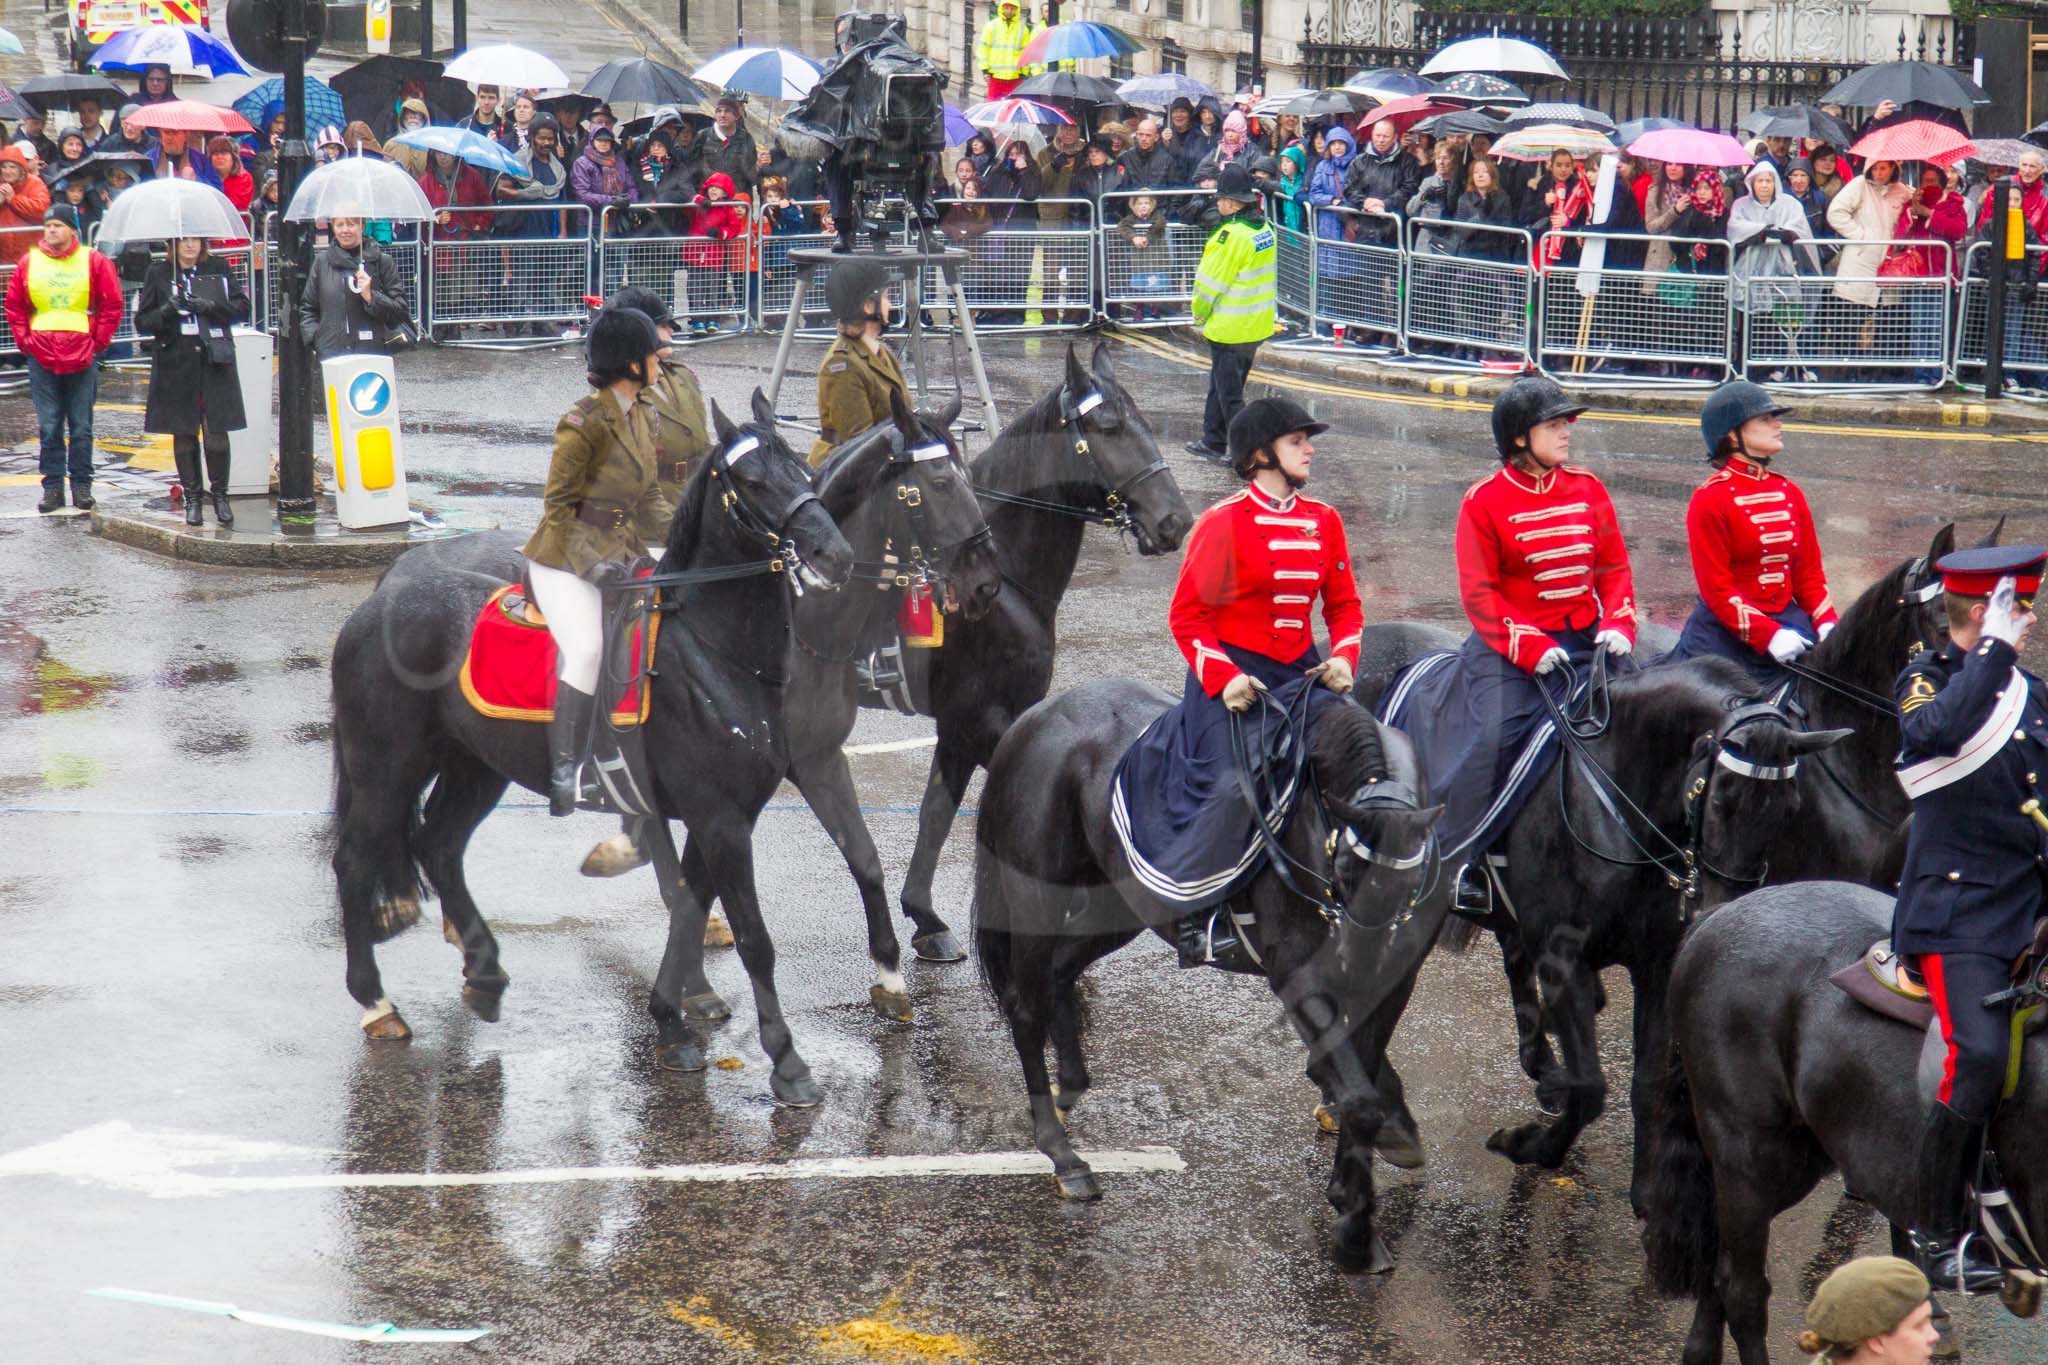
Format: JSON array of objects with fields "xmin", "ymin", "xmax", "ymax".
[
  {"xmin": 1169, "ymin": 481, "xmax": 1364, "ymax": 697},
  {"xmin": 1685, "ymin": 454, "xmax": 1836, "ymax": 652},
  {"xmin": 1456, "ymin": 463, "xmax": 1637, "ymax": 673}
]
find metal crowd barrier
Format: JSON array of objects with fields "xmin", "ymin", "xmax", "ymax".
[
  {"xmin": 0, "ymin": 226, "xmax": 39, "ymax": 364},
  {"xmin": 1949, "ymin": 241, "xmax": 2048, "ymax": 389},
  {"xmin": 424, "ymin": 204, "xmax": 591, "ymax": 337},
  {"xmin": 941, "ymin": 197, "xmax": 1094, "ymax": 332},
  {"xmin": 1536, "ymin": 231, "xmax": 1733, "ymax": 384},
  {"xmin": 1098, "ymin": 188, "xmax": 1211, "ymax": 328},
  {"xmin": 599, "ymin": 203, "xmax": 750, "ymax": 336},
  {"xmin": 1737, "ymin": 237, "xmax": 1953, "ymax": 389},
  {"xmin": 1305, "ymin": 206, "xmax": 1404, "ymax": 348},
  {"xmin": 1402, "ymin": 216, "xmax": 1534, "ymax": 363},
  {"xmin": 1271, "ymin": 210, "xmax": 1314, "ymax": 329},
  {"xmin": 258, "ymin": 212, "xmax": 425, "ymax": 340},
  {"xmin": 753, "ymin": 199, "xmax": 909, "ymax": 338}
]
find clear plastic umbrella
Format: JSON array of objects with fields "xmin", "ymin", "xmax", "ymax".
[
  {"xmin": 444, "ymin": 44, "xmax": 569, "ymax": 91},
  {"xmin": 284, "ymin": 156, "xmax": 435, "ymax": 223},
  {"xmin": 97, "ymin": 178, "xmax": 248, "ymax": 243}
]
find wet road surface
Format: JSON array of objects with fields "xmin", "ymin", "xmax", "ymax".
[{"xmin": 4, "ymin": 333, "xmax": 2048, "ymax": 1362}]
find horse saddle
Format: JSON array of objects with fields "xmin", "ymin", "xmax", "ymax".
[
  {"xmin": 1830, "ymin": 939, "xmax": 1933, "ymax": 1030},
  {"xmin": 458, "ymin": 577, "xmax": 661, "ymax": 728}
]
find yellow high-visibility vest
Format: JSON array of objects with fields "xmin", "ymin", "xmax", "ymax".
[
  {"xmin": 24, "ymin": 246, "xmax": 90, "ymax": 333},
  {"xmin": 977, "ymin": 9, "xmax": 1038, "ymax": 80},
  {"xmin": 1191, "ymin": 215, "xmax": 1278, "ymax": 344}
]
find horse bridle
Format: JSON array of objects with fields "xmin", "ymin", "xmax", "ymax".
[
  {"xmin": 869, "ymin": 427, "xmax": 994, "ymax": 595},
  {"xmin": 972, "ymin": 385, "xmax": 1171, "ymax": 535},
  {"xmin": 630, "ymin": 428, "xmax": 825, "ymax": 594},
  {"xmin": 1673, "ymin": 701, "xmax": 1803, "ymax": 914}
]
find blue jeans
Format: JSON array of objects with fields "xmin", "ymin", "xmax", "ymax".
[{"xmin": 27, "ymin": 356, "xmax": 98, "ymax": 492}]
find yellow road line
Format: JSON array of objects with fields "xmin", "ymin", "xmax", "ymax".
[{"xmin": 1110, "ymin": 331, "xmax": 2048, "ymax": 446}]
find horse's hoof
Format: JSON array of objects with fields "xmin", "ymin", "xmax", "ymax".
[
  {"xmin": 869, "ymin": 984, "xmax": 913, "ymax": 1023},
  {"xmin": 1373, "ymin": 1119, "xmax": 1427, "ymax": 1171},
  {"xmin": 580, "ymin": 834, "xmax": 648, "ymax": 878},
  {"xmin": 1332, "ymin": 1216, "xmax": 1394, "ymax": 1275},
  {"xmin": 462, "ymin": 985, "xmax": 503, "ymax": 1023},
  {"xmin": 1314, "ymin": 1103, "xmax": 1339, "ymax": 1135},
  {"xmin": 911, "ymin": 929, "xmax": 967, "ymax": 963},
  {"xmin": 771, "ymin": 1069, "xmax": 824, "ymax": 1108},
  {"xmin": 681, "ymin": 990, "xmax": 732, "ymax": 1021},
  {"xmin": 359, "ymin": 998, "xmax": 411, "ymax": 1041},
  {"xmin": 2002, "ymin": 1269, "xmax": 2043, "ymax": 1320},
  {"xmin": 371, "ymin": 894, "xmax": 420, "ymax": 943},
  {"xmin": 1053, "ymin": 1167, "xmax": 1102, "ymax": 1200},
  {"xmin": 702, "ymin": 910, "xmax": 735, "ymax": 948},
  {"xmin": 1485, "ymin": 1122, "xmax": 1563, "ymax": 1168},
  {"xmin": 656, "ymin": 1039, "xmax": 707, "ymax": 1073}
]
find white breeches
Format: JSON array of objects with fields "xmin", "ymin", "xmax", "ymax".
[{"xmin": 525, "ymin": 557, "xmax": 603, "ymax": 694}]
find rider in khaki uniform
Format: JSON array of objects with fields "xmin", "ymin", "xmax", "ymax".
[
  {"xmin": 608, "ymin": 285, "xmax": 710, "ymax": 539},
  {"xmin": 810, "ymin": 258, "xmax": 910, "ymax": 466},
  {"xmin": 522, "ymin": 306, "xmax": 671, "ymax": 816}
]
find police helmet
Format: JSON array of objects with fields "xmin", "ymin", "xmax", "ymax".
[
  {"xmin": 826, "ymin": 259, "xmax": 891, "ymax": 325},
  {"xmin": 608, "ymin": 285, "xmax": 676, "ymax": 331},
  {"xmin": 1214, "ymin": 163, "xmax": 1256, "ymax": 205},
  {"xmin": 1491, "ymin": 376, "xmax": 1588, "ymax": 460},
  {"xmin": 586, "ymin": 305, "xmax": 663, "ymax": 384},
  {"xmin": 1699, "ymin": 380, "xmax": 1791, "ymax": 461},
  {"xmin": 1228, "ymin": 397, "xmax": 1329, "ymax": 479}
]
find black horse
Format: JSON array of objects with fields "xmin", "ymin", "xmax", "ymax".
[
  {"xmin": 330, "ymin": 391, "xmax": 856, "ymax": 1104},
  {"xmin": 1643, "ymin": 882, "xmax": 2046, "ymax": 1364},
  {"xmin": 972, "ymin": 682, "xmax": 1443, "ymax": 1272},
  {"xmin": 895, "ymin": 343, "xmax": 1194, "ymax": 948},
  {"xmin": 1354, "ymin": 637, "xmax": 1849, "ymax": 1213}
]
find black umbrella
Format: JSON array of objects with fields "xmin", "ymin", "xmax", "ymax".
[
  {"xmin": 19, "ymin": 74, "xmax": 132, "ymax": 113},
  {"xmin": 1282, "ymin": 88, "xmax": 1378, "ymax": 119},
  {"xmin": 1413, "ymin": 108, "xmax": 1504, "ymax": 138},
  {"xmin": 1504, "ymin": 101, "xmax": 1616, "ymax": 134},
  {"xmin": 1822, "ymin": 61, "xmax": 1990, "ymax": 110},
  {"xmin": 0, "ymin": 82, "xmax": 36, "ymax": 122},
  {"xmin": 71, "ymin": 150, "xmax": 152, "ymax": 183},
  {"xmin": 579, "ymin": 57, "xmax": 709, "ymax": 108},
  {"xmin": 1737, "ymin": 104, "xmax": 1854, "ymax": 148},
  {"xmin": 1012, "ymin": 71, "xmax": 1125, "ymax": 106},
  {"xmin": 1430, "ymin": 72, "xmax": 1529, "ymax": 109},
  {"xmin": 329, "ymin": 54, "xmax": 473, "ymax": 134}
]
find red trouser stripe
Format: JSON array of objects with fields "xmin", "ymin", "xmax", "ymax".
[{"xmin": 1923, "ymin": 952, "xmax": 1958, "ymax": 1106}]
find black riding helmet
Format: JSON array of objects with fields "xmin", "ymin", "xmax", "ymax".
[
  {"xmin": 1491, "ymin": 376, "xmax": 1588, "ymax": 461},
  {"xmin": 586, "ymin": 305, "xmax": 663, "ymax": 385},
  {"xmin": 826, "ymin": 259, "xmax": 891, "ymax": 325},
  {"xmin": 1228, "ymin": 396, "xmax": 1329, "ymax": 480},
  {"xmin": 609, "ymin": 284, "xmax": 676, "ymax": 331},
  {"xmin": 1699, "ymin": 380, "xmax": 1791, "ymax": 462}
]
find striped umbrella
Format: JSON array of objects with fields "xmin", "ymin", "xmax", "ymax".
[
  {"xmin": 1021, "ymin": 22, "xmax": 1143, "ymax": 65},
  {"xmin": 691, "ymin": 46, "xmax": 822, "ymax": 101},
  {"xmin": 90, "ymin": 24, "xmax": 247, "ymax": 78},
  {"xmin": 1489, "ymin": 124, "xmax": 1615, "ymax": 162},
  {"xmin": 1849, "ymin": 119, "xmax": 1976, "ymax": 167}
]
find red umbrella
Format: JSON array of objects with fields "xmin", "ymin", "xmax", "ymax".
[
  {"xmin": 1360, "ymin": 94, "xmax": 1460, "ymax": 134},
  {"xmin": 128, "ymin": 99, "xmax": 255, "ymax": 135},
  {"xmin": 1849, "ymin": 118, "xmax": 1975, "ymax": 167}
]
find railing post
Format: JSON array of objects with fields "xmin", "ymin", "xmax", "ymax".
[{"xmin": 1987, "ymin": 180, "xmax": 2013, "ymax": 398}]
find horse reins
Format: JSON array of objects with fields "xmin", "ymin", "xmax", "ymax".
[{"xmin": 971, "ymin": 385, "xmax": 1170, "ymax": 536}]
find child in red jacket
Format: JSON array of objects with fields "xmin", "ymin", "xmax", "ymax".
[{"xmin": 683, "ymin": 171, "xmax": 750, "ymax": 335}]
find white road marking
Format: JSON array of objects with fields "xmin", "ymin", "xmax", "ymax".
[
  {"xmin": 842, "ymin": 736, "xmax": 938, "ymax": 755},
  {"xmin": 87, "ymin": 1289, "xmax": 489, "ymax": 1343},
  {"xmin": 1, "ymin": 1122, "xmax": 1184, "ymax": 1198}
]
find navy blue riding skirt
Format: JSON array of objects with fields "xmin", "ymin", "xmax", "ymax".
[
  {"xmin": 1377, "ymin": 627, "xmax": 1600, "ymax": 865},
  {"xmin": 1110, "ymin": 643, "xmax": 1344, "ymax": 912},
  {"xmin": 1664, "ymin": 598, "xmax": 1815, "ymax": 690}
]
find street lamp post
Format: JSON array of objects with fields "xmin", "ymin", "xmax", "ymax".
[{"xmin": 275, "ymin": 0, "xmax": 316, "ymax": 525}]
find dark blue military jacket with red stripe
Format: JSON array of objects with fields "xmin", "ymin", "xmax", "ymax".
[{"xmin": 1892, "ymin": 636, "xmax": 2048, "ymax": 959}]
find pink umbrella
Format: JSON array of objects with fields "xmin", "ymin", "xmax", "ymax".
[
  {"xmin": 1849, "ymin": 118, "xmax": 1976, "ymax": 167},
  {"xmin": 1626, "ymin": 126, "xmax": 1752, "ymax": 168}
]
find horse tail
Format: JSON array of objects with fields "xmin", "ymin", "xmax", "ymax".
[
  {"xmin": 1437, "ymin": 910, "xmax": 1484, "ymax": 953},
  {"xmin": 1641, "ymin": 1041, "xmax": 1720, "ymax": 1298},
  {"xmin": 971, "ymin": 841, "xmax": 1015, "ymax": 1008},
  {"xmin": 329, "ymin": 672, "xmax": 428, "ymax": 947}
]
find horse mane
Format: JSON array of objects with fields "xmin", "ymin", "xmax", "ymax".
[
  {"xmin": 1803, "ymin": 557, "xmax": 1916, "ymax": 685},
  {"xmin": 655, "ymin": 434, "xmax": 723, "ymax": 576},
  {"xmin": 811, "ymin": 422, "xmax": 897, "ymax": 513},
  {"xmin": 1311, "ymin": 701, "xmax": 1391, "ymax": 790},
  {"xmin": 968, "ymin": 385, "xmax": 1064, "ymax": 495}
]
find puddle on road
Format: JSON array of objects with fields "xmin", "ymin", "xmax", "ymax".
[
  {"xmin": 158, "ymin": 656, "xmax": 243, "ymax": 689},
  {"xmin": 419, "ymin": 477, "xmax": 545, "ymax": 499}
]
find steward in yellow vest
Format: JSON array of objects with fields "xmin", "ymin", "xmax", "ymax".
[
  {"xmin": 1186, "ymin": 165, "xmax": 1277, "ymax": 461},
  {"xmin": 2, "ymin": 203, "xmax": 124, "ymax": 512}
]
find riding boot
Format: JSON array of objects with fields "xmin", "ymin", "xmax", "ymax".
[
  {"xmin": 1909, "ymin": 1101, "xmax": 2007, "ymax": 1295},
  {"xmin": 1175, "ymin": 908, "xmax": 1254, "ymax": 972},
  {"xmin": 202, "ymin": 434, "xmax": 233, "ymax": 526},
  {"xmin": 174, "ymin": 436, "xmax": 204, "ymax": 525},
  {"xmin": 547, "ymin": 684, "xmax": 597, "ymax": 818}
]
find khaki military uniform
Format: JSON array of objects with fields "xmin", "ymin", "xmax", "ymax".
[
  {"xmin": 809, "ymin": 333, "xmax": 910, "ymax": 467},
  {"xmin": 637, "ymin": 356, "xmax": 711, "ymax": 544},
  {"xmin": 522, "ymin": 389, "xmax": 671, "ymax": 576}
]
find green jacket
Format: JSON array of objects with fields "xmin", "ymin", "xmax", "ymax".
[
  {"xmin": 641, "ymin": 356, "xmax": 710, "ymax": 544},
  {"xmin": 1191, "ymin": 209, "xmax": 1278, "ymax": 345},
  {"xmin": 810, "ymin": 333, "xmax": 910, "ymax": 467},
  {"xmin": 522, "ymin": 388, "xmax": 671, "ymax": 575}
]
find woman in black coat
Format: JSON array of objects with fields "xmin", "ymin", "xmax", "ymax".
[{"xmin": 136, "ymin": 237, "xmax": 250, "ymax": 527}]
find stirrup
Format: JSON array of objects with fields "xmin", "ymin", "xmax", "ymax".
[
  {"xmin": 1913, "ymin": 1229, "xmax": 2009, "ymax": 1296},
  {"xmin": 1452, "ymin": 861, "xmax": 1492, "ymax": 916},
  {"xmin": 1176, "ymin": 909, "xmax": 1253, "ymax": 971}
]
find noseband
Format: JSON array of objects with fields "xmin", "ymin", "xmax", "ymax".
[
  {"xmin": 971, "ymin": 385, "xmax": 1170, "ymax": 535},
  {"xmin": 630, "ymin": 429, "xmax": 823, "ymax": 593},
  {"xmin": 1676, "ymin": 702, "xmax": 1801, "ymax": 912}
]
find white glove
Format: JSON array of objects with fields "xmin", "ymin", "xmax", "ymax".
[
  {"xmin": 1816, "ymin": 620, "xmax": 1835, "ymax": 642},
  {"xmin": 1311, "ymin": 656, "xmax": 1355, "ymax": 694},
  {"xmin": 1221, "ymin": 673, "xmax": 1265, "ymax": 712},
  {"xmin": 1595, "ymin": 628, "xmax": 1632, "ymax": 657},
  {"xmin": 1767, "ymin": 628, "xmax": 1813, "ymax": 664},
  {"xmin": 1983, "ymin": 577, "xmax": 2030, "ymax": 647},
  {"xmin": 1533, "ymin": 646, "xmax": 1569, "ymax": 676}
]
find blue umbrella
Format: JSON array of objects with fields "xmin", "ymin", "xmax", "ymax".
[
  {"xmin": 693, "ymin": 47, "xmax": 822, "ymax": 101},
  {"xmin": 233, "ymin": 77, "xmax": 346, "ymax": 138},
  {"xmin": 388, "ymin": 125, "xmax": 525, "ymax": 176},
  {"xmin": 1022, "ymin": 22, "xmax": 1142, "ymax": 64},
  {"xmin": 943, "ymin": 104, "xmax": 975, "ymax": 146},
  {"xmin": 90, "ymin": 25, "xmax": 246, "ymax": 78}
]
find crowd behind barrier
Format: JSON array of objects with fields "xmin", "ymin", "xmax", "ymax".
[{"xmin": 4, "ymin": 194, "xmax": 2039, "ymax": 390}]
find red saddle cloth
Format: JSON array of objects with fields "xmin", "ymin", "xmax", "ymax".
[{"xmin": 459, "ymin": 584, "xmax": 658, "ymax": 725}]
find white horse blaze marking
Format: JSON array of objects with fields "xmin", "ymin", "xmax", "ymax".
[
  {"xmin": 0, "ymin": 1123, "xmax": 1184, "ymax": 1197},
  {"xmin": 842, "ymin": 736, "xmax": 938, "ymax": 755}
]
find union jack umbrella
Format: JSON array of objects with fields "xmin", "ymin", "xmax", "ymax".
[{"xmin": 961, "ymin": 98, "xmax": 1076, "ymax": 127}]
